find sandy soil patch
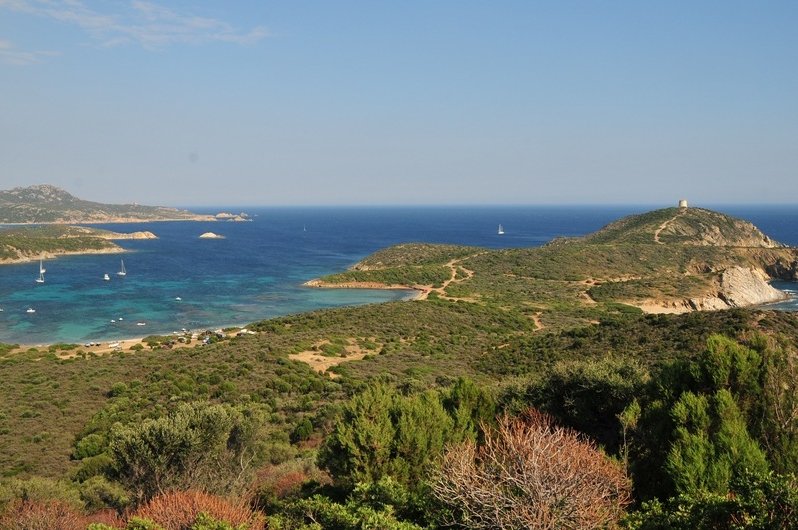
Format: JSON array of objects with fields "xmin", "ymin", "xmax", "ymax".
[{"xmin": 289, "ymin": 338, "xmax": 380, "ymax": 377}]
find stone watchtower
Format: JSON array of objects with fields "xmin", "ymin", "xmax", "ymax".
[{"xmin": 678, "ymin": 199, "xmax": 688, "ymax": 209}]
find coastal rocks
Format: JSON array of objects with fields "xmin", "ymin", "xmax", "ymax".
[
  {"xmin": 766, "ymin": 258, "xmax": 798, "ymax": 281},
  {"xmin": 101, "ymin": 231, "xmax": 158, "ymax": 240},
  {"xmin": 305, "ymin": 279, "xmax": 389, "ymax": 289},
  {"xmin": 215, "ymin": 212, "xmax": 251, "ymax": 222},
  {"xmin": 638, "ymin": 266, "xmax": 788, "ymax": 314},
  {"xmin": 199, "ymin": 232, "xmax": 225, "ymax": 239},
  {"xmin": 716, "ymin": 266, "xmax": 786, "ymax": 307}
]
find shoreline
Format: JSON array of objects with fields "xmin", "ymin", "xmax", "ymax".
[
  {"xmin": 1, "ymin": 282, "xmax": 422, "ymax": 352},
  {"xmin": 304, "ymin": 278, "xmax": 427, "ymax": 300},
  {"xmin": 6, "ymin": 321, "xmax": 255, "ymax": 357},
  {"xmin": 0, "ymin": 217, "xmax": 215, "ymax": 226}
]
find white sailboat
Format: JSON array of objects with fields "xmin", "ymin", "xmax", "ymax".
[
  {"xmin": 35, "ymin": 260, "xmax": 45, "ymax": 284},
  {"xmin": 497, "ymin": 224, "xmax": 505, "ymax": 235},
  {"xmin": 39, "ymin": 259, "xmax": 46, "ymax": 274},
  {"xmin": 117, "ymin": 259, "xmax": 127, "ymax": 277}
]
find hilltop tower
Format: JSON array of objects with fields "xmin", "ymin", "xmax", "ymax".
[{"xmin": 678, "ymin": 199, "xmax": 688, "ymax": 208}]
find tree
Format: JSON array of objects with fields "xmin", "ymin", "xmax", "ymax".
[
  {"xmin": 108, "ymin": 402, "xmax": 266, "ymax": 503},
  {"xmin": 317, "ymin": 383, "xmax": 397, "ymax": 488},
  {"xmin": 318, "ymin": 380, "xmax": 490, "ymax": 492},
  {"xmin": 432, "ymin": 409, "xmax": 631, "ymax": 529}
]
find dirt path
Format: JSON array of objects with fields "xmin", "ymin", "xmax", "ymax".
[
  {"xmin": 416, "ymin": 254, "xmax": 482, "ymax": 302},
  {"xmin": 653, "ymin": 209, "xmax": 686, "ymax": 244}
]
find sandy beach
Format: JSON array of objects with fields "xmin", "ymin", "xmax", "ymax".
[{"xmin": 5, "ymin": 325, "xmax": 253, "ymax": 358}]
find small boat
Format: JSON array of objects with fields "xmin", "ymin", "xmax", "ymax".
[
  {"xmin": 117, "ymin": 259, "xmax": 126, "ymax": 277},
  {"xmin": 0, "ymin": 308, "xmax": 4, "ymax": 312},
  {"xmin": 118, "ymin": 317, "xmax": 123, "ymax": 321},
  {"xmin": 137, "ymin": 322, "xmax": 146, "ymax": 326},
  {"xmin": 103, "ymin": 273, "xmax": 110, "ymax": 281},
  {"xmin": 110, "ymin": 319, "xmax": 116, "ymax": 323},
  {"xmin": 175, "ymin": 297, "xmax": 182, "ymax": 301},
  {"xmin": 26, "ymin": 308, "xmax": 36, "ymax": 314},
  {"xmin": 39, "ymin": 259, "xmax": 46, "ymax": 274},
  {"xmin": 35, "ymin": 260, "xmax": 45, "ymax": 284},
  {"xmin": 498, "ymin": 224, "xmax": 505, "ymax": 235}
]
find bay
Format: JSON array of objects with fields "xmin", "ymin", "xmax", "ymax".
[{"xmin": 0, "ymin": 204, "xmax": 796, "ymax": 344}]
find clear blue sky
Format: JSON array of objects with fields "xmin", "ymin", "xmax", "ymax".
[{"xmin": 1, "ymin": 1, "xmax": 796, "ymax": 206}]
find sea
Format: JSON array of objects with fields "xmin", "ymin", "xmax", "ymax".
[{"xmin": 0, "ymin": 205, "xmax": 796, "ymax": 345}]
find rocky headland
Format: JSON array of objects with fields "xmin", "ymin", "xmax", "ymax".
[
  {"xmin": 0, "ymin": 225, "xmax": 158, "ymax": 265},
  {"xmin": 309, "ymin": 205, "xmax": 798, "ymax": 320}
]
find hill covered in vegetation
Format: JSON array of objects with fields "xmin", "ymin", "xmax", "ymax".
[
  {"xmin": 317, "ymin": 206, "xmax": 798, "ymax": 316},
  {"xmin": 0, "ymin": 185, "xmax": 213, "ymax": 224}
]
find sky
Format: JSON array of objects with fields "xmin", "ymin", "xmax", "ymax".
[{"xmin": 1, "ymin": 1, "xmax": 797, "ymax": 206}]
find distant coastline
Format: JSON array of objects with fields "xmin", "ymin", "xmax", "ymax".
[
  {"xmin": 304, "ymin": 278, "xmax": 427, "ymax": 299},
  {"xmin": 0, "ymin": 217, "xmax": 214, "ymax": 226}
]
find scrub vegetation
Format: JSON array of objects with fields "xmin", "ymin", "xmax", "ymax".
[{"xmin": 2, "ymin": 207, "xmax": 798, "ymax": 528}]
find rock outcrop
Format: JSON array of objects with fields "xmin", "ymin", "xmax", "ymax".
[
  {"xmin": 767, "ymin": 258, "xmax": 798, "ymax": 281},
  {"xmin": 639, "ymin": 266, "xmax": 788, "ymax": 314},
  {"xmin": 97, "ymin": 231, "xmax": 158, "ymax": 240}
]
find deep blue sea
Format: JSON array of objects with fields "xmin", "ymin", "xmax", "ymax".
[{"xmin": 0, "ymin": 205, "xmax": 796, "ymax": 345}]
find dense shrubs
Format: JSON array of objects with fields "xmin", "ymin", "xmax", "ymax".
[
  {"xmin": 318, "ymin": 378, "xmax": 495, "ymax": 492},
  {"xmin": 109, "ymin": 402, "xmax": 267, "ymax": 504}
]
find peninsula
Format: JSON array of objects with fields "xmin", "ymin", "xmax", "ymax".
[
  {"xmin": 0, "ymin": 224, "xmax": 156, "ymax": 264},
  {"xmin": 308, "ymin": 204, "xmax": 798, "ymax": 321},
  {"xmin": 0, "ymin": 184, "xmax": 214, "ymax": 224}
]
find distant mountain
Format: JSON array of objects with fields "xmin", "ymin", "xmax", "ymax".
[{"xmin": 0, "ymin": 185, "xmax": 214, "ymax": 224}]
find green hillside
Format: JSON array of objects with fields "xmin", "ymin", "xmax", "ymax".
[{"xmin": 319, "ymin": 206, "xmax": 798, "ymax": 314}]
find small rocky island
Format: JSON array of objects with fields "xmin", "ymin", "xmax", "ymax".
[
  {"xmin": 199, "ymin": 232, "xmax": 226, "ymax": 239},
  {"xmin": 215, "ymin": 212, "xmax": 251, "ymax": 222}
]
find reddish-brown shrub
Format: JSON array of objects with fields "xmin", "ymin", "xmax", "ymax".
[
  {"xmin": 0, "ymin": 500, "xmax": 87, "ymax": 530},
  {"xmin": 131, "ymin": 490, "xmax": 264, "ymax": 530},
  {"xmin": 85, "ymin": 509, "xmax": 125, "ymax": 528},
  {"xmin": 432, "ymin": 409, "xmax": 632, "ymax": 530},
  {"xmin": 249, "ymin": 460, "xmax": 331, "ymax": 511},
  {"xmin": 270, "ymin": 471, "xmax": 307, "ymax": 499}
]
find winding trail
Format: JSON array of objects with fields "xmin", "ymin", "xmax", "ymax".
[
  {"xmin": 417, "ymin": 254, "xmax": 483, "ymax": 301},
  {"xmin": 653, "ymin": 208, "xmax": 686, "ymax": 244}
]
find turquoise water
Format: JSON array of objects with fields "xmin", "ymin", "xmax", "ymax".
[{"xmin": 0, "ymin": 205, "xmax": 796, "ymax": 344}]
